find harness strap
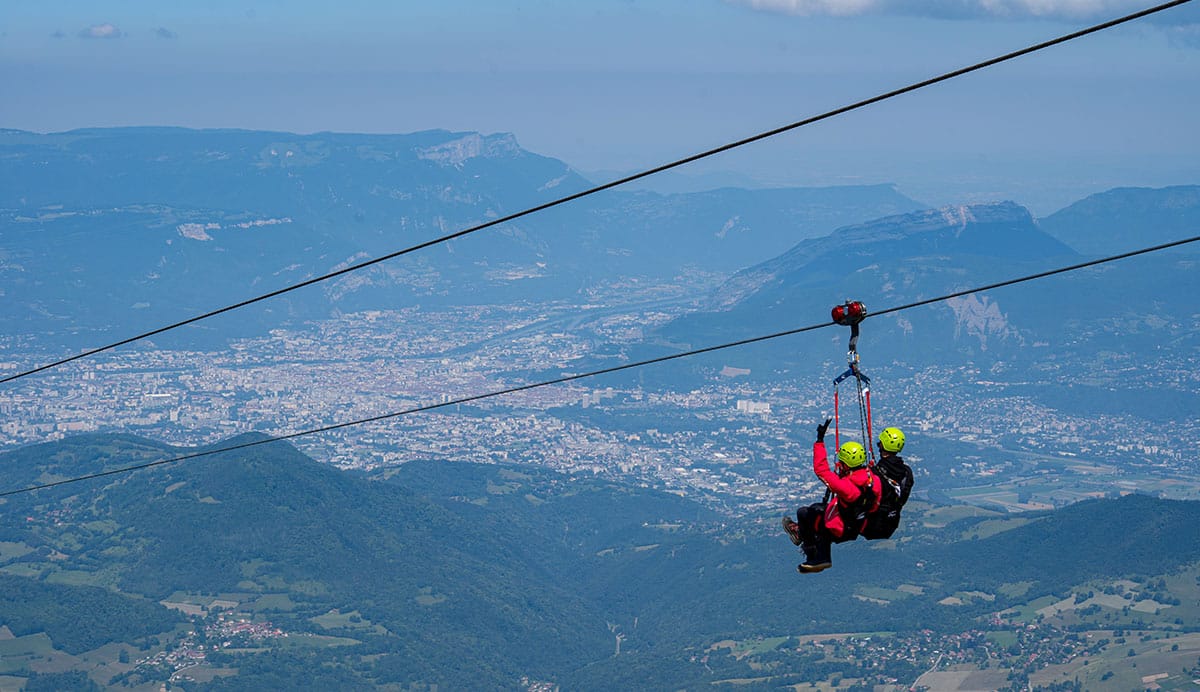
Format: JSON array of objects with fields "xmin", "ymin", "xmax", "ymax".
[
  {"xmin": 833, "ymin": 387, "xmax": 840, "ymax": 451},
  {"xmin": 864, "ymin": 381, "xmax": 873, "ymax": 460}
]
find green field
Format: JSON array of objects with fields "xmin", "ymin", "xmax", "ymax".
[
  {"xmin": 0, "ymin": 633, "xmax": 55, "ymax": 658},
  {"xmin": 252, "ymin": 593, "xmax": 296, "ymax": 611},
  {"xmin": 274, "ymin": 633, "xmax": 360, "ymax": 650},
  {"xmin": 997, "ymin": 581, "xmax": 1033, "ymax": 598},
  {"xmin": 916, "ymin": 666, "xmax": 1011, "ymax": 691},
  {"xmin": 240, "ymin": 558, "xmax": 271, "ymax": 578},
  {"xmin": 709, "ymin": 636, "xmax": 790, "ymax": 658},
  {"xmin": 1006, "ymin": 595, "xmax": 1060, "ymax": 623},
  {"xmin": 311, "ymin": 610, "xmax": 390, "ymax": 635},
  {"xmin": 0, "ymin": 542, "xmax": 33, "ymax": 562},
  {"xmin": 941, "ymin": 464, "xmax": 1200, "ymax": 512},
  {"xmin": 960, "ymin": 517, "xmax": 1034, "ymax": 540},
  {"xmin": 44, "ymin": 569, "xmax": 109, "ymax": 588},
  {"xmin": 855, "ymin": 585, "xmax": 914, "ymax": 602},
  {"xmin": 0, "ymin": 563, "xmax": 44, "ymax": 578},
  {"xmin": 486, "ymin": 479, "xmax": 520, "ymax": 495},
  {"xmin": 1031, "ymin": 632, "xmax": 1200, "ymax": 690}
]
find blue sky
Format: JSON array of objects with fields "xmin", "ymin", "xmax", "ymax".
[{"xmin": 2, "ymin": 0, "xmax": 1197, "ymax": 212}]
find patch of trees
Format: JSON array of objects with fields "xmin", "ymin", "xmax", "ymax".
[{"xmin": 0, "ymin": 574, "xmax": 180, "ymax": 654}]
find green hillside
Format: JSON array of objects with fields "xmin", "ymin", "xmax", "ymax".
[{"xmin": 1, "ymin": 434, "xmax": 1199, "ymax": 690}]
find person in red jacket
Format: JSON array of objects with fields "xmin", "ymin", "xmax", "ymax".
[{"xmin": 782, "ymin": 418, "xmax": 880, "ymax": 573}]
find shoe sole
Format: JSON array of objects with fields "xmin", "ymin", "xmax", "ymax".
[
  {"xmin": 781, "ymin": 516, "xmax": 801, "ymax": 546},
  {"xmin": 798, "ymin": 562, "xmax": 832, "ymax": 573}
]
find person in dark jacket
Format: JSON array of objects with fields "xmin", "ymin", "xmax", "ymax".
[
  {"xmin": 782, "ymin": 418, "xmax": 880, "ymax": 573},
  {"xmin": 861, "ymin": 427, "xmax": 914, "ymax": 540}
]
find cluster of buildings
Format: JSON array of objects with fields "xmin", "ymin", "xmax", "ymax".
[
  {"xmin": 0, "ymin": 290, "xmax": 1193, "ymax": 512},
  {"xmin": 125, "ymin": 613, "xmax": 286, "ymax": 683},
  {"xmin": 788, "ymin": 624, "xmax": 1103, "ymax": 688}
]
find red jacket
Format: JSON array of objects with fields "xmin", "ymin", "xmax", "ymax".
[{"xmin": 812, "ymin": 441, "xmax": 880, "ymax": 539}]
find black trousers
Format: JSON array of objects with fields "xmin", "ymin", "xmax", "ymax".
[{"xmin": 796, "ymin": 502, "xmax": 833, "ymax": 564}]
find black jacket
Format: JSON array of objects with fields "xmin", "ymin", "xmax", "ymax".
[
  {"xmin": 875, "ymin": 455, "xmax": 913, "ymax": 506},
  {"xmin": 860, "ymin": 454, "xmax": 913, "ymax": 540}
]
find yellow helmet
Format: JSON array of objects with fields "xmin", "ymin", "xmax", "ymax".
[
  {"xmin": 878, "ymin": 427, "xmax": 906, "ymax": 453},
  {"xmin": 837, "ymin": 441, "xmax": 867, "ymax": 468}
]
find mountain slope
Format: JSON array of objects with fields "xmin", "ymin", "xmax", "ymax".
[
  {"xmin": 0, "ymin": 434, "xmax": 607, "ymax": 685},
  {"xmin": 0, "ymin": 127, "xmax": 924, "ymax": 348},
  {"xmin": 0, "ymin": 127, "xmax": 587, "ymax": 346},
  {"xmin": 0, "ymin": 574, "xmax": 179, "ymax": 655},
  {"xmin": 651, "ymin": 200, "xmax": 1200, "ymax": 372},
  {"xmin": 4, "ymin": 434, "xmax": 1200, "ymax": 688},
  {"xmin": 1039, "ymin": 185, "xmax": 1200, "ymax": 255},
  {"xmin": 528, "ymin": 183, "xmax": 926, "ymax": 276}
]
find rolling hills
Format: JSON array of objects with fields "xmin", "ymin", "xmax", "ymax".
[{"xmin": 2, "ymin": 434, "xmax": 1200, "ymax": 689}]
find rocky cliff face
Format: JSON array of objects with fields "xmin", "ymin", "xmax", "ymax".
[{"xmin": 417, "ymin": 132, "xmax": 523, "ymax": 166}]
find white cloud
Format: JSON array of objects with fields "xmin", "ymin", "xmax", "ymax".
[
  {"xmin": 730, "ymin": 0, "xmax": 1199, "ymax": 22},
  {"xmin": 736, "ymin": 0, "xmax": 880, "ymax": 15},
  {"xmin": 78, "ymin": 23, "xmax": 122, "ymax": 39},
  {"xmin": 977, "ymin": 1, "xmax": 1178, "ymax": 19}
]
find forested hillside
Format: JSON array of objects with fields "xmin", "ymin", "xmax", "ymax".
[{"xmin": 2, "ymin": 434, "xmax": 1198, "ymax": 689}]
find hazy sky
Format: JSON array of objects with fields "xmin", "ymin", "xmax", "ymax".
[{"xmin": 2, "ymin": 0, "xmax": 1198, "ymax": 212}]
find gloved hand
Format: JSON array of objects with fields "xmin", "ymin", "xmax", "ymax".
[{"xmin": 816, "ymin": 418, "xmax": 832, "ymax": 442}]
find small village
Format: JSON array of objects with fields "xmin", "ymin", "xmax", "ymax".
[{"xmin": 112, "ymin": 608, "xmax": 287, "ymax": 686}]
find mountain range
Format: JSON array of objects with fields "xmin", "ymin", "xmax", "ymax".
[
  {"xmin": 3, "ymin": 128, "xmax": 1196, "ymax": 379},
  {"xmin": 1039, "ymin": 185, "xmax": 1200, "ymax": 255},
  {"xmin": 0, "ymin": 127, "xmax": 923, "ymax": 348},
  {"xmin": 1, "ymin": 434, "xmax": 1198, "ymax": 688},
  {"xmin": 650, "ymin": 195, "xmax": 1200, "ymax": 378}
]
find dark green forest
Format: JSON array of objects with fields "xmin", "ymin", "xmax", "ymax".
[{"xmin": 1, "ymin": 434, "xmax": 1197, "ymax": 689}]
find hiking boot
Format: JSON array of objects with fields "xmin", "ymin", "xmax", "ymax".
[
  {"xmin": 798, "ymin": 542, "xmax": 832, "ymax": 573},
  {"xmin": 781, "ymin": 516, "xmax": 802, "ymax": 546}
]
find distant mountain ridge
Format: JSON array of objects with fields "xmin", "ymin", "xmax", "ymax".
[
  {"xmin": 0, "ymin": 127, "xmax": 924, "ymax": 346},
  {"xmin": 708, "ymin": 201, "xmax": 1069, "ymax": 311},
  {"xmin": 1039, "ymin": 184, "xmax": 1200, "ymax": 255},
  {"xmin": 650, "ymin": 198, "xmax": 1200, "ymax": 374},
  {"xmin": 657, "ymin": 201, "xmax": 1073, "ymax": 360}
]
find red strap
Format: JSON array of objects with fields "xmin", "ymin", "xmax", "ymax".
[
  {"xmin": 833, "ymin": 386, "xmax": 841, "ymax": 451},
  {"xmin": 864, "ymin": 388, "xmax": 874, "ymax": 462}
]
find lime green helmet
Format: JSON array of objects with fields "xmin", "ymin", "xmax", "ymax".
[
  {"xmin": 837, "ymin": 441, "xmax": 867, "ymax": 468},
  {"xmin": 878, "ymin": 427, "xmax": 906, "ymax": 454}
]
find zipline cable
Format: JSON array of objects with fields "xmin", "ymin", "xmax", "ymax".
[
  {"xmin": 3, "ymin": 233, "xmax": 1196, "ymax": 499},
  {"xmin": 1, "ymin": 0, "xmax": 1191, "ymax": 387}
]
